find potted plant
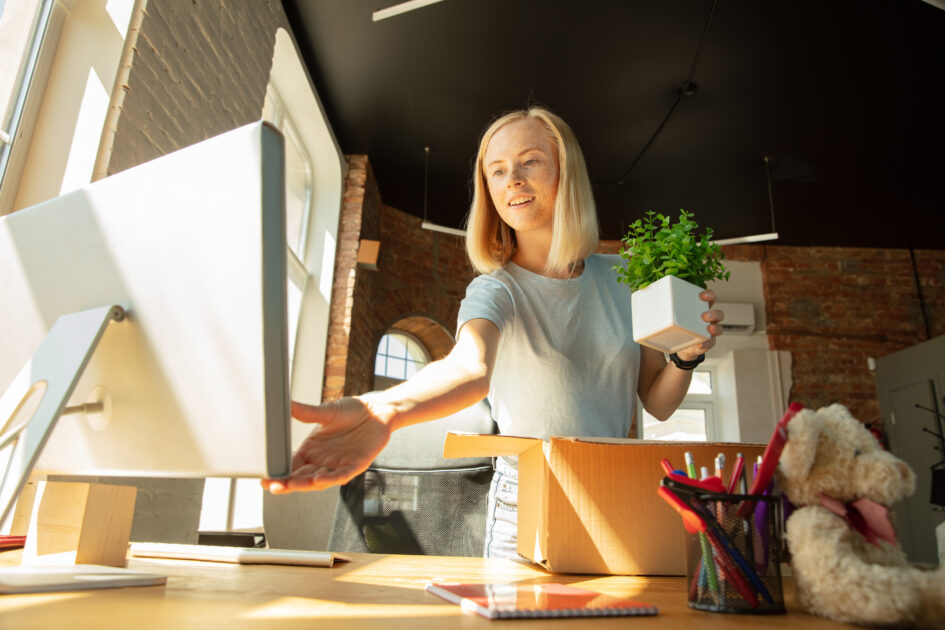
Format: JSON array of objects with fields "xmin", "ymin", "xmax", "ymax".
[{"xmin": 614, "ymin": 210, "xmax": 730, "ymax": 353}]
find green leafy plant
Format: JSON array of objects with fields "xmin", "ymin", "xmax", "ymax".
[{"xmin": 614, "ymin": 210, "xmax": 730, "ymax": 291}]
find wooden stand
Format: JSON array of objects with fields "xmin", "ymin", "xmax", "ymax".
[{"xmin": 19, "ymin": 480, "xmax": 136, "ymax": 568}]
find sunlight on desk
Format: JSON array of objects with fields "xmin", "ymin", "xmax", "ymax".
[
  {"xmin": 240, "ymin": 597, "xmax": 456, "ymax": 620},
  {"xmin": 566, "ymin": 576, "xmax": 649, "ymax": 599},
  {"xmin": 332, "ymin": 554, "xmax": 549, "ymax": 589},
  {"xmin": 0, "ymin": 591, "xmax": 88, "ymax": 613}
]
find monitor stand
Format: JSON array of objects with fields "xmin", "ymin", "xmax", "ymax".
[
  {"xmin": 0, "ymin": 304, "xmax": 165, "ymax": 593},
  {"xmin": 0, "ymin": 564, "xmax": 166, "ymax": 594}
]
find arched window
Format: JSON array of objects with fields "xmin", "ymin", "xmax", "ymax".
[{"xmin": 374, "ymin": 331, "xmax": 431, "ymax": 389}]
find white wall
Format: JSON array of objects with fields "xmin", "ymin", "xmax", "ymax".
[{"xmin": 705, "ymin": 259, "xmax": 793, "ymax": 444}]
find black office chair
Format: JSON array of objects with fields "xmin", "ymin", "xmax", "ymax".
[{"xmin": 327, "ymin": 399, "xmax": 496, "ymax": 556}]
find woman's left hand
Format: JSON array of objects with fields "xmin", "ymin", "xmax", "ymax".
[{"xmin": 675, "ymin": 289, "xmax": 724, "ymax": 361}]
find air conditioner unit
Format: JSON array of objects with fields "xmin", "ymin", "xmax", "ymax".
[{"xmin": 714, "ymin": 302, "xmax": 756, "ymax": 335}]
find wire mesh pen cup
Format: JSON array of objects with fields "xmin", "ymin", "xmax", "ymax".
[{"xmin": 684, "ymin": 492, "xmax": 785, "ymax": 614}]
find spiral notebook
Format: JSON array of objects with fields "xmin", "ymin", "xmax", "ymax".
[{"xmin": 425, "ymin": 581, "xmax": 659, "ymax": 620}]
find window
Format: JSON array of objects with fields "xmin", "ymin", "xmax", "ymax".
[
  {"xmin": 374, "ymin": 331, "xmax": 431, "ymax": 389},
  {"xmin": 642, "ymin": 368, "xmax": 718, "ymax": 441},
  {"xmin": 262, "ymin": 85, "xmax": 312, "ymax": 371},
  {"xmin": 0, "ymin": 0, "xmax": 60, "ymax": 213},
  {"xmin": 0, "ymin": 0, "xmax": 44, "ymax": 165},
  {"xmin": 200, "ymin": 30, "xmax": 343, "ymax": 539},
  {"xmin": 262, "ymin": 85, "xmax": 311, "ymax": 261}
]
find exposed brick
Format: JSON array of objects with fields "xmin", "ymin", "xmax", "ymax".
[
  {"xmin": 320, "ymin": 156, "xmax": 477, "ymax": 400},
  {"xmin": 731, "ymin": 243, "xmax": 945, "ymax": 428},
  {"xmin": 107, "ymin": 0, "xmax": 287, "ymax": 175}
]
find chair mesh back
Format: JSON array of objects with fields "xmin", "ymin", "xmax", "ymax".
[
  {"xmin": 328, "ymin": 464, "xmax": 493, "ymax": 556},
  {"xmin": 327, "ymin": 398, "xmax": 496, "ymax": 556}
]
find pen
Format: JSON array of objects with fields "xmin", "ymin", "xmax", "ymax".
[
  {"xmin": 737, "ymin": 452, "xmax": 757, "ymax": 573},
  {"xmin": 690, "ymin": 557, "xmax": 702, "ymax": 600},
  {"xmin": 737, "ymin": 453, "xmax": 747, "ymax": 495},
  {"xmin": 710, "ymin": 457, "xmax": 727, "ymax": 608},
  {"xmin": 660, "ymin": 458, "xmax": 675, "ymax": 475},
  {"xmin": 727, "ymin": 453, "xmax": 744, "ymax": 495},
  {"xmin": 752, "ymin": 457, "xmax": 767, "ymax": 574},
  {"xmin": 714, "ymin": 453, "xmax": 727, "ymax": 522},
  {"xmin": 683, "ymin": 452, "xmax": 719, "ymax": 601},
  {"xmin": 684, "ymin": 451, "xmax": 697, "ymax": 479}
]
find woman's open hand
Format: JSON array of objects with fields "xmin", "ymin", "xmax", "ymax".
[{"xmin": 261, "ymin": 396, "xmax": 393, "ymax": 493}]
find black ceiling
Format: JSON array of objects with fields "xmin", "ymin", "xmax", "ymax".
[{"xmin": 282, "ymin": 0, "xmax": 945, "ymax": 249}]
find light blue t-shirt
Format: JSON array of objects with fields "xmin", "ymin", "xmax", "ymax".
[{"xmin": 457, "ymin": 254, "xmax": 640, "ymax": 439}]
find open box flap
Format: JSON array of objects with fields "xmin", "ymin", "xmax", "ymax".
[
  {"xmin": 443, "ymin": 433, "xmax": 754, "ymax": 458},
  {"xmin": 556, "ymin": 436, "xmax": 762, "ymax": 447},
  {"xmin": 442, "ymin": 432, "xmax": 541, "ymax": 459}
]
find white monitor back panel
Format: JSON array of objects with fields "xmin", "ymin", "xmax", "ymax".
[{"xmin": 0, "ymin": 122, "xmax": 290, "ymax": 478}]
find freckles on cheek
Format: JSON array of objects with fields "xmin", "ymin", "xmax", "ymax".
[{"xmin": 489, "ymin": 188, "xmax": 504, "ymax": 213}]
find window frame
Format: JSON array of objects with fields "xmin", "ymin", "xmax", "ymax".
[
  {"xmin": 640, "ymin": 365, "xmax": 719, "ymax": 441},
  {"xmin": 374, "ymin": 330, "xmax": 432, "ymax": 384},
  {"xmin": 0, "ymin": 0, "xmax": 65, "ymax": 216}
]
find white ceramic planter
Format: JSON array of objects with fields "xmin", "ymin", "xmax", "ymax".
[{"xmin": 631, "ymin": 275, "xmax": 709, "ymax": 353}]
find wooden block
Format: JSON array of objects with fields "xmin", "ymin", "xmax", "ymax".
[
  {"xmin": 9, "ymin": 475, "xmax": 43, "ymax": 536},
  {"xmin": 357, "ymin": 239, "xmax": 380, "ymax": 270},
  {"xmin": 22, "ymin": 481, "xmax": 137, "ymax": 568}
]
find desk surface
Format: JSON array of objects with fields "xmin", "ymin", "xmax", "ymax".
[{"xmin": 0, "ymin": 551, "xmax": 848, "ymax": 629}]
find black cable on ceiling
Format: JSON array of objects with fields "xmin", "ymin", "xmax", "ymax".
[
  {"xmin": 423, "ymin": 145, "xmax": 430, "ymax": 222},
  {"xmin": 909, "ymin": 246, "xmax": 931, "ymax": 341},
  {"xmin": 605, "ymin": 0, "xmax": 720, "ymax": 187}
]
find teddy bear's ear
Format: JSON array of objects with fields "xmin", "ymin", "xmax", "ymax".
[{"xmin": 778, "ymin": 409, "xmax": 822, "ymax": 483}]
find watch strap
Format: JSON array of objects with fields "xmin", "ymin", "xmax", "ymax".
[{"xmin": 669, "ymin": 352, "xmax": 705, "ymax": 370}]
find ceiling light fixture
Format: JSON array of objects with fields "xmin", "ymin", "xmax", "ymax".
[
  {"xmin": 712, "ymin": 156, "xmax": 779, "ymax": 246},
  {"xmin": 713, "ymin": 232, "xmax": 779, "ymax": 246},
  {"xmin": 421, "ymin": 220, "xmax": 467, "ymax": 237},
  {"xmin": 419, "ymin": 145, "xmax": 468, "ymax": 237},
  {"xmin": 372, "ymin": 0, "xmax": 447, "ymax": 22}
]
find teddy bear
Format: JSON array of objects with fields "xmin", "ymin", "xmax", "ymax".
[{"xmin": 776, "ymin": 403, "xmax": 945, "ymax": 628}]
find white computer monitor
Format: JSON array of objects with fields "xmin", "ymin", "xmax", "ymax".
[{"xmin": 0, "ymin": 121, "xmax": 292, "ymax": 527}]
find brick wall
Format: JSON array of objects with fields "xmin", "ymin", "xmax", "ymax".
[
  {"xmin": 322, "ymin": 156, "xmax": 476, "ymax": 401},
  {"xmin": 106, "ymin": 0, "xmax": 288, "ymax": 175},
  {"xmin": 724, "ymin": 245, "xmax": 945, "ymax": 428}
]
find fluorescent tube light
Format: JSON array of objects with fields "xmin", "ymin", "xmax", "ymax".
[
  {"xmin": 421, "ymin": 220, "xmax": 466, "ymax": 237},
  {"xmin": 373, "ymin": 0, "xmax": 447, "ymax": 22},
  {"xmin": 712, "ymin": 232, "xmax": 779, "ymax": 246}
]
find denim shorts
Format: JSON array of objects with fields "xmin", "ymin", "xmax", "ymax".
[{"xmin": 483, "ymin": 456, "xmax": 519, "ymax": 559}]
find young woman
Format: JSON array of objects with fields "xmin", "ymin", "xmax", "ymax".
[{"xmin": 263, "ymin": 107, "xmax": 723, "ymax": 558}]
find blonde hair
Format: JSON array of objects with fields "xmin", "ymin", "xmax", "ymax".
[{"xmin": 465, "ymin": 107, "xmax": 599, "ymax": 276}]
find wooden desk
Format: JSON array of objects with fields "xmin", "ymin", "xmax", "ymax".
[{"xmin": 0, "ymin": 551, "xmax": 848, "ymax": 629}]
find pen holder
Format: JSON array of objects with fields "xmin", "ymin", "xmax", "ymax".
[{"xmin": 685, "ymin": 492, "xmax": 784, "ymax": 614}]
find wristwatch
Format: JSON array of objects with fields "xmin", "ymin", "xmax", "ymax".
[{"xmin": 669, "ymin": 352, "xmax": 705, "ymax": 370}]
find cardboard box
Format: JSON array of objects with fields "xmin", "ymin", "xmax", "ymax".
[{"xmin": 444, "ymin": 433, "xmax": 765, "ymax": 576}]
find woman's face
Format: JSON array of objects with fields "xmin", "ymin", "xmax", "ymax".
[{"xmin": 483, "ymin": 118, "xmax": 559, "ymax": 236}]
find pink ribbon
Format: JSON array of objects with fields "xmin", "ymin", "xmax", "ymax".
[{"xmin": 818, "ymin": 494, "xmax": 898, "ymax": 547}]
